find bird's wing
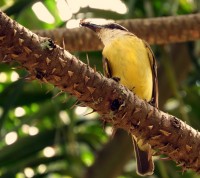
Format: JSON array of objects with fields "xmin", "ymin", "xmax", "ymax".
[
  {"xmin": 102, "ymin": 57, "xmax": 112, "ymax": 78},
  {"xmin": 143, "ymin": 41, "xmax": 159, "ymax": 108}
]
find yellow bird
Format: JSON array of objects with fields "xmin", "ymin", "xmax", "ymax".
[{"xmin": 80, "ymin": 21, "xmax": 158, "ymax": 176}]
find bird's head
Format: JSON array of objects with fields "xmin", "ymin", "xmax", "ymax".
[{"xmin": 80, "ymin": 21, "xmax": 129, "ymax": 46}]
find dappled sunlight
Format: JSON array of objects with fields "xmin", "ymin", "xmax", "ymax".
[
  {"xmin": 14, "ymin": 107, "xmax": 26, "ymax": 117},
  {"xmin": 43, "ymin": 146, "xmax": 56, "ymax": 158},
  {"xmin": 24, "ymin": 167, "xmax": 34, "ymax": 178},
  {"xmin": 22, "ymin": 124, "xmax": 39, "ymax": 136},
  {"xmin": 37, "ymin": 164, "xmax": 47, "ymax": 174},
  {"xmin": 22, "ymin": 124, "xmax": 30, "ymax": 134},
  {"xmin": 75, "ymin": 106, "xmax": 88, "ymax": 115},
  {"xmin": 105, "ymin": 126, "xmax": 113, "ymax": 136},
  {"xmin": 59, "ymin": 110, "xmax": 70, "ymax": 124},
  {"xmin": 29, "ymin": 126, "xmax": 39, "ymax": 136},
  {"xmin": 32, "ymin": 0, "xmax": 126, "ymax": 28},
  {"xmin": 5, "ymin": 131, "xmax": 18, "ymax": 145},
  {"xmin": 0, "ymin": 72, "xmax": 8, "ymax": 82},
  {"xmin": 10, "ymin": 71, "xmax": 19, "ymax": 82},
  {"xmin": 56, "ymin": 0, "xmax": 72, "ymax": 21},
  {"xmin": 88, "ymin": 0, "xmax": 127, "ymax": 14},
  {"xmin": 75, "ymin": 106, "xmax": 98, "ymax": 119},
  {"xmin": 164, "ymin": 99, "xmax": 179, "ymax": 111},
  {"xmin": 32, "ymin": 2, "xmax": 55, "ymax": 24}
]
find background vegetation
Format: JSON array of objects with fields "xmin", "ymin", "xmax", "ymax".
[{"xmin": 0, "ymin": 0, "xmax": 200, "ymax": 178}]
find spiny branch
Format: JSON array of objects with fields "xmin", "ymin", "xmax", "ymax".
[
  {"xmin": 0, "ymin": 11, "xmax": 200, "ymax": 173},
  {"xmin": 35, "ymin": 13, "xmax": 200, "ymax": 52}
]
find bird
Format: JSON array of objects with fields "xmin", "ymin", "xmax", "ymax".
[{"xmin": 80, "ymin": 21, "xmax": 158, "ymax": 176}]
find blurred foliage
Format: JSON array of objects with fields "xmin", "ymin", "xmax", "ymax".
[{"xmin": 0, "ymin": 0, "xmax": 200, "ymax": 178}]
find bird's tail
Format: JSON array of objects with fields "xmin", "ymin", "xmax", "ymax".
[{"xmin": 132, "ymin": 137, "xmax": 154, "ymax": 176}]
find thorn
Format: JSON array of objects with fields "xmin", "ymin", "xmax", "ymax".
[
  {"xmin": 62, "ymin": 38, "xmax": 65, "ymax": 49},
  {"xmin": 30, "ymin": 62, "xmax": 39, "ymax": 67},
  {"xmin": 181, "ymin": 167, "xmax": 187, "ymax": 174},
  {"xmin": 152, "ymin": 150, "xmax": 159, "ymax": 156},
  {"xmin": 73, "ymin": 83, "xmax": 79, "ymax": 89},
  {"xmin": 34, "ymin": 53, "xmax": 40, "ymax": 58},
  {"xmin": 86, "ymin": 53, "xmax": 90, "ymax": 66},
  {"xmin": 21, "ymin": 74, "xmax": 33, "ymax": 81},
  {"xmin": 23, "ymin": 46, "xmax": 32, "ymax": 54},
  {"xmin": 176, "ymin": 169, "xmax": 185, "ymax": 174},
  {"xmin": 177, "ymin": 162, "xmax": 184, "ymax": 167},
  {"xmin": 185, "ymin": 144, "xmax": 192, "ymax": 152},
  {"xmin": 10, "ymin": 54, "xmax": 19, "ymax": 58},
  {"xmin": 148, "ymin": 125, "xmax": 153, "ymax": 130},
  {"xmin": 68, "ymin": 71, "xmax": 74, "ymax": 78},
  {"xmin": 189, "ymin": 132, "xmax": 193, "ymax": 137},
  {"xmin": 121, "ymin": 112, "xmax": 127, "ymax": 120},
  {"xmin": 51, "ymin": 68, "xmax": 56, "ymax": 74},
  {"xmin": 76, "ymin": 102, "xmax": 86, "ymax": 107},
  {"xmin": 42, "ymin": 77, "xmax": 48, "ymax": 83},
  {"xmin": 59, "ymin": 57, "xmax": 66, "ymax": 67},
  {"xmin": 169, "ymin": 148, "xmax": 179, "ymax": 156},
  {"xmin": 7, "ymin": 46, "xmax": 14, "ymax": 51},
  {"xmin": 151, "ymin": 135, "xmax": 161, "ymax": 140},
  {"xmin": 83, "ymin": 109, "xmax": 95, "ymax": 116},
  {"xmin": 52, "ymin": 91, "xmax": 63, "ymax": 99},
  {"xmin": 1, "ymin": 59, "xmax": 13, "ymax": 64},
  {"xmin": 159, "ymin": 157, "xmax": 171, "ymax": 161},
  {"xmin": 118, "ymin": 101, "xmax": 125, "ymax": 111},
  {"xmin": 111, "ymin": 128, "xmax": 117, "ymax": 138},
  {"xmin": 1, "ymin": 54, "xmax": 7, "ymax": 61},
  {"xmin": 87, "ymin": 86, "xmax": 96, "ymax": 94},
  {"xmin": 70, "ymin": 100, "xmax": 80, "ymax": 109},
  {"xmin": 84, "ymin": 76, "xmax": 90, "ymax": 84},
  {"xmin": 158, "ymin": 143, "xmax": 169, "ymax": 150},
  {"xmin": 13, "ymin": 66, "xmax": 24, "ymax": 70},
  {"xmin": 134, "ymin": 107, "xmax": 141, "ymax": 113},
  {"xmin": 46, "ymin": 57, "xmax": 51, "ymax": 65},
  {"xmin": 53, "ymin": 75, "xmax": 61, "ymax": 82},
  {"xmin": 136, "ymin": 120, "xmax": 140, "ymax": 126},
  {"xmin": 147, "ymin": 109, "xmax": 154, "ymax": 118},
  {"xmin": 62, "ymin": 95, "xmax": 69, "ymax": 103},
  {"xmin": 24, "ymin": 77, "xmax": 32, "ymax": 81},
  {"xmin": 159, "ymin": 129, "xmax": 171, "ymax": 137},
  {"xmin": 18, "ymin": 38, "xmax": 24, "ymax": 46},
  {"xmin": 45, "ymin": 87, "xmax": 54, "ymax": 94},
  {"xmin": 73, "ymin": 90, "xmax": 82, "ymax": 98},
  {"xmin": 93, "ymin": 65, "xmax": 96, "ymax": 73}
]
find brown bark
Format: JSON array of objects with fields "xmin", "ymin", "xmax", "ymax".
[
  {"xmin": 35, "ymin": 13, "xmax": 200, "ymax": 52},
  {"xmin": 0, "ymin": 11, "xmax": 200, "ymax": 173}
]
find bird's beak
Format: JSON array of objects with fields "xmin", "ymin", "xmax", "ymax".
[{"xmin": 80, "ymin": 21, "xmax": 102, "ymax": 32}]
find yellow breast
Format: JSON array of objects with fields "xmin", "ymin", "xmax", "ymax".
[{"xmin": 102, "ymin": 35, "xmax": 153, "ymax": 101}]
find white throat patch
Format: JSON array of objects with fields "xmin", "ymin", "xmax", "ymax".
[{"xmin": 98, "ymin": 29, "xmax": 129, "ymax": 46}]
